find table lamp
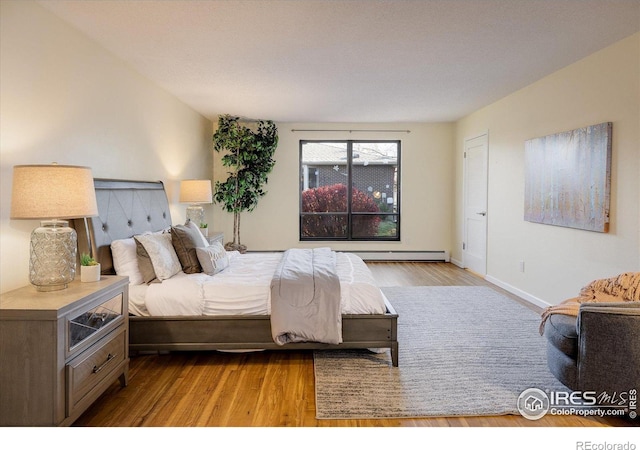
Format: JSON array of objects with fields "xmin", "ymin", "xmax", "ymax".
[
  {"xmin": 179, "ymin": 179, "xmax": 212, "ymax": 226},
  {"xmin": 10, "ymin": 164, "xmax": 98, "ymax": 291}
]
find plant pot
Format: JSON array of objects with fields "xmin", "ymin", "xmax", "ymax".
[
  {"xmin": 200, "ymin": 227, "xmax": 208, "ymax": 237},
  {"xmin": 224, "ymin": 242, "xmax": 247, "ymax": 253},
  {"xmin": 81, "ymin": 264, "xmax": 101, "ymax": 282}
]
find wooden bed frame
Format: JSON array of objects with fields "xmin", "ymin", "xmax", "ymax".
[{"xmin": 74, "ymin": 179, "xmax": 399, "ymax": 366}]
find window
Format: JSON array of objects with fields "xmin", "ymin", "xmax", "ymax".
[{"xmin": 300, "ymin": 140, "xmax": 400, "ymax": 241}]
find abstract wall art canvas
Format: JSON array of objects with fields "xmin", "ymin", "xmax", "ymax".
[{"xmin": 524, "ymin": 122, "xmax": 612, "ymax": 233}]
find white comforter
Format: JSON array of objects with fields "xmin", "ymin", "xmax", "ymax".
[{"xmin": 128, "ymin": 251, "xmax": 387, "ymax": 317}]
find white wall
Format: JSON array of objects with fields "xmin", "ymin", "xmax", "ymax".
[
  {"xmin": 454, "ymin": 33, "xmax": 640, "ymax": 306},
  {"xmin": 212, "ymin": 122, "xmax": 455, "ymax": 253},
  {"xmin": 0, "ymin": 1, "xmax": 213, "ymax": 293}
]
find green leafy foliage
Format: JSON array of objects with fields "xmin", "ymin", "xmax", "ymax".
[
  {"xmin": 80, "ymin": 253, "xmax": 98, "ymax": 266},
  {"xmin": 213, "ymin": 115, "xmax": 278, "ymax": 249}
]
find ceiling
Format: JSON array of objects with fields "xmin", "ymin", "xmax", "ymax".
[{"xmin": 38, "ymin": 0, "xmax": 640, "ymax": 123}]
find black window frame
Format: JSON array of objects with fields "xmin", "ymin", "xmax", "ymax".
[{"xmin": 299, "ymin": 139, "xmax": 401, "ymax": 242}]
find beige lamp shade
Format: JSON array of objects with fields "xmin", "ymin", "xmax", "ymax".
[
  {"xmin": 11, "ymin": 164, "xmax": 98, "ymax": 219},
  {"xmin": 179, "ymin": 179, "xmax": 213, "ymax": 204}
]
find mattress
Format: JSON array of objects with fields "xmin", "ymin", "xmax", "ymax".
[{"xmin": 128, "ymin": 251, "xmax": 387, "ymax": 317}]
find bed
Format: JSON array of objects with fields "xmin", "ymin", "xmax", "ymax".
[{"xmin": 73, "ymin": 179, "xmax": 399, "ymax": 366}]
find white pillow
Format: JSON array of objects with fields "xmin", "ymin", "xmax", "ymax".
[
  {"xmin": 196, "ymin": 242, "xmax": 229, "ymax": 276},
  {"xmin": 185, "ymin": 219, "xmax": 210, "ymax": 247},
  {"xmin": 134, "ymin": 232, "xmax": 182, "ymax": 281},
  {"xmin": 111, "ymin": 237, "xmax": 143, "ymax": 285}
]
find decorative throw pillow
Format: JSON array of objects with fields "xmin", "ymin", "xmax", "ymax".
[
  {"xmin": 185, "ymin": 219, "xmax": 209, "ymax": 247},
  {"xmin": 134, "ymin": 232, "xmax": 182, "ymax": 281},
  {"xmin": 196, "ymin": 242, "xmax": 230, "ymax": 276},
  {"xmin": 111, "ymin": 237, "xmax": 144, "ymax": 285},
  {"xmin": 171, "ymin": 224, "xmax": 204, "ymax": 274},
  {"xmin": 134, "ymin": 237, "xmax": 159, "ymax": 284}
]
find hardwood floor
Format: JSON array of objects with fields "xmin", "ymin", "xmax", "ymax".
[{"xmin": 73, "ymin": 262, "xmax": 632, "ymax": 428}]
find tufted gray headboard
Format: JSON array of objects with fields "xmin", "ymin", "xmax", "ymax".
[{"xmin": 73, "ymin": 179, "xmax": 172, "ymax": 275}]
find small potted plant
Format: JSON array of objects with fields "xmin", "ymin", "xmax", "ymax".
[
  {"xmin": 80, "ymin": 253, "xmax": 101, "ymax": 282},
  {"xmin": 199, "ymin": 222, "xmax": 209, "ymax": 237}
]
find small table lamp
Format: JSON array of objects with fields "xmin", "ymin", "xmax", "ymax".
[
  {"xmin": 10, "ymin": 164, "xmax": 98, "ymax": 291},
  {"xmin": 179, "ymin": 179, "xmax": 212, "ymax": 226}
]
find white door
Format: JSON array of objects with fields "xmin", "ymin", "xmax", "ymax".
[{"xmin": 463, "ymin": 133, "xmax": 488, "ymax": 276}]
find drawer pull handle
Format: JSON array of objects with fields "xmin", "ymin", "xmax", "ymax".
[{"xmin": 93, "ymin": 353, "xmax": 116, "ymax": 374}]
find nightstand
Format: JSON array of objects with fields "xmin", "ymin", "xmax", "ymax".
[
  {"xmin": 0, "ymin": 276, "xmax": 129, "ymax": 426},
  {"xmin": 206, "ymin": 231, "xmax": 224, "ymax": 246}
]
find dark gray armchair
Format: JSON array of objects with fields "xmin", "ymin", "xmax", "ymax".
[{"xmin": 543, "ymin": 302, "xmax": 640, "ymax": 394}]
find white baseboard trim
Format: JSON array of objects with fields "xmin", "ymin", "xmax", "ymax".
[
  {"xmin": 485, "ymin": 275, "xmax": 552, "ymax": 310},
  {"xmin": 354, "ymin": 250, "xmax": 449, "ymax": 262},
  {"xmin": 450, "ymin": 257, "xmax": 463, "ymax": 268}
]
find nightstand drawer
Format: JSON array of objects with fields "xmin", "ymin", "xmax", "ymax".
[
  {"xmin": 66, "ymin": 327, "xmax": 126, "ymax": 413},
  {"xmin": 68, "ymin": 292, "xmax": 125, "ymax": 356}
]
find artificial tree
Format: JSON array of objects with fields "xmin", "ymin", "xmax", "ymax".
[{"xmin": 213, "ymin": 114, "xmax": 278, "ymax": 252}]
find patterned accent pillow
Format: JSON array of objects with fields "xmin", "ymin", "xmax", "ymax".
[
  {"xmin": 196, "ymin": 242, "xmax": 230, "ymax": 276},
  {"xmin": 133, "ymin": 237, "xmax": 159, "ymax": 284},
  {"xmin": 171, "ymin": 223, "xmax": 205, "ymax": 274},
  {"xmin": 134, "ymin": 232, "xmax": 182, "ymax": 281}
]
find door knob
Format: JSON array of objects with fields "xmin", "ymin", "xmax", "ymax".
[{"xmin": 477, "ymin": 212, "xmax": 486, "ymax": 216}]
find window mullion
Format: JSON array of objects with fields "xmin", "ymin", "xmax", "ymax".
[{"xmin": 346, "ymin": 141, "xmax": 353, "ymax": 240}]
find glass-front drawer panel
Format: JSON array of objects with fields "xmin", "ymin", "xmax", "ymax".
[{"xmin": 68, "ymin": 293, "xmax": 123, "ymax": 350}]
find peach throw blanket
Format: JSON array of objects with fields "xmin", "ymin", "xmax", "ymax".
[{"xmin": 539, "ymin": 272, "xmax": 640, "ymax": 335}]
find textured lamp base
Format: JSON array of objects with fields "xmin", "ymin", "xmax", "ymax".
[
  {"xmin": 29, "ymin": 220, "xmax": 77, "ymax": 291},
  {"xmin": 186, "ymin": 205, "xmax": 205, "ymax": 226}
]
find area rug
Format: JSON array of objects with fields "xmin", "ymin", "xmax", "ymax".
[{"xmin": 313, "ymin": 286, "xmax": 568, "ymax": 419}]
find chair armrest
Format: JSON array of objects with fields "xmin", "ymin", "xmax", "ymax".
[
  {"xmin": 579, "ymin": 302, "xmax": 640, "ymax": 314},
  {"xmin": 577, "ymin": 303, "xmax": 640, "ymax": 393}
]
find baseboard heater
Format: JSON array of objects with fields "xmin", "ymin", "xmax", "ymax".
[{"xmin": 352, "ymin": 250, "xmax": 449, "ymax": 262}]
